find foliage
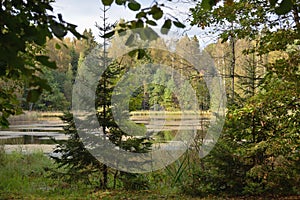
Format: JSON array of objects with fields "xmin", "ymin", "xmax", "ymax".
[
  {"xmin": 188, "ymin": 0, "xmax": 300, "ymax": 196},
  {"xmin": 9, "ymin": 29, "xmax": 97, "ymax": 112},
  {"xmin": 0, "ymin": 0, "xmax": 82, "ymax": 127},
  {"xmin": 130, "ymin": 36, "xmax": 209, "ymax": 111},
  {"xmin": 191, "ymin": 1, "xmax": 300, "ymax": 42},
  {"xmin": 100, "ymin": 0, "xmax": 296, "ymax": 39},
  {"xmin": 0, "ymin": 78, "xmax": 23, "ymax": 127},
  {"xmin": 51, "ymin": 14, "xmax": 153, "ymax": 190},
  {"xmin": 50, "ymin": 112, "xmax": 105, "ymax": 184},
  {"xmin": 29, "ymin": 68, "xmax": 70, "ymax": 111},
  {"xmin": 52, "ymin": 58, "xmax": 152, "ymax": 189},
  {"xmin": 100, "ymin": 0, "xmax": 185, "ymax": 38}
]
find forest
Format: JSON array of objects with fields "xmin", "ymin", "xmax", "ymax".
[{"xmin": 0, "ymin": 0, "xmax": 299, "ymax": 199}]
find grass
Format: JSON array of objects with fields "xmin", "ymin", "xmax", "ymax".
[
  {"xmin": 0, "ymin": 148, "xmax": 299, "ymax": 200},
  {"xmin": 0, "ymin": 147, "xmax": 89, "ymax": 199},
  {"xmin": 0, "ymin": 148, "xmax": 147, "ymax": 199},
  {"xmin": 0, "ymin": 147, "xmax": 223, "ymax": 199}
]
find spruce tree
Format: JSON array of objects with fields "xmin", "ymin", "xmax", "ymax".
[{"xmin": 51, "ymin": 8, "xmax": 153, "ymax": 189}]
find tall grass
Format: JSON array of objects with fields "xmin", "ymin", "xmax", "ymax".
[
  {"xmin": 0, "ymin": 148, "xmax": 274, "ymax": 199},
  {"xmin": 0, "ymin": 150, "xmax": 90, "ymax": 199},
  {"xmin": 0, "ymin": 150, "xmax": 50, "ymax": 197},
  {"xmin": 8, "ymin": 111, "xmax": 63, "ymax": 125}
]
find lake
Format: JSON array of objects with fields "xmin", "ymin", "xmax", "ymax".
[{"xmin": 0, "ymin": 111, "xmax": 211, "ymax": 154}]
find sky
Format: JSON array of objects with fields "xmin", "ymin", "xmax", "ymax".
[
  {"xmin": 52, "ymin": 0, "xmax": 135, "ymax": 37},
  {"xmin": 51, "ymin": 0, "xmax": 217, "ymax": 47}
]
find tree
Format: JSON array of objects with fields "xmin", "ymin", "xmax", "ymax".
[
  {"xmin": 205, "ymin": 39, "xmax": 267, "ymax": 104},
  {"xmin": 0, "ymin": 0, "xmax": 82, "ymax": 127},
  {"xmin": 63, "ymin": 64, "xmax": 74, "ymax": 102},
  {"xmin": 33, "ymin": 67, "xmax": 70, "ymax": 111},
  {"xmin": 21, "ymin": 34, "xmax": 96, "ymax": 111},
  {"xmin": 188, "ymin": 0, "xmax": 300, "ymax": 196},
  {"xmin": 99, "ymin": 0, "xmax": 296, "ymax": 40},
  {"xmin": 52, "ymin": 8, "xmax": 153, "ymax": 190},
  {"xmin": 51, "ymin": 112, "xmax": 104, "ymax": 184},
  {"xmin": 46, "ymin": 38, "xmax": 72, "ymax": 72}
]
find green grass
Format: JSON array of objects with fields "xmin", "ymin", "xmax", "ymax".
[
  {"xmin": 0, "ymin": 148, "xmax": 90, "ymax": 199},
  {"xmin": 0, "ymin": 148, "xmax": 298, "ymax": 199},
  {"xmin": 0, "ymin": 148, "xmax": 209, "ymax": 199},
  {"xmin": 0, "ymin": 149, "xmax": 147, "ymax": 199}
]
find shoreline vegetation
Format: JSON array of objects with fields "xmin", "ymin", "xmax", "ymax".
[
  {"xmin": 7, "ymin": 111, "xmax": 211, "ymax": 121},
  {"xmin": 7, "ymin": 111, "xmax": 64, "ymax": 125}
]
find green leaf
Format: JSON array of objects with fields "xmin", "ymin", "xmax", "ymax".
[
  {"xmin": 269, "ymin": 0, "xmax": 277, "ymax": 6},
  {"xmin": 27, "ymin": 89, "xmax": 42, "ymax": 102},
  {"xmin": 0, "ymin": 115, "xmax": 10, "ymax": 128},
  {"xmin": 118, "ymin": 29, "xmax": 127, "ymax": 36},
  {"xmin": 275, "ymin": 0, "xmax": 293, "ymax": 15},
  {"xmin": 69, "ymin": 28, "xmax": 84, "ymax": 39},
  {"xmin": 58, "ymin": 13, "xmax": 64, "ymax": 22},
  {"xmin": 201, "ymin": 0, "xmax": 214, "ymax": 10},
  {"xmin": 116, "ymin": 0, "xmax": 126, "ymax": 5},
  {"xmin": 50, "ymin": 23, "xmax": 67, "ymax": 38},
  {"xmin": 31, "ymin": 76, "xmax": 51, "ymax": 92},
  {"xmin": 55, "ymin": 43, "xmax": 61, "ymax": 49},
  {"xmin": 137, "ymin": 49, "xmax": 146, "ymax": 59},
  {"xmin": 161, "ymin": 19, "xmax": 172, "ymax": 35},
  {"xmin": 128, "ymin": 49, "xmax": 138, "ymax": 57},
  {"xmin": 102, "ymin": 30, "xmax": 115, "ymax": 38},
  {"xmin": 36, "ymin": 55, "xmax": 56, "ymax": 69},
  {"xmin": 128, "ymin": 1, "xmax": 141, "ymax": 11},
  {"xmin": 101, "ymin": 0, "xmax": 114, "ymax": 6},
  {"xmin": 150, "ymin": 5, "xmax": 163, "ymax": 20},
  {"xmin": 173, "ymin": 21, "xmax": 186, "ymax": 28},
  {"xmin": 146, "ymin": 20, "xmax": 157, "ymax": 26},
  {"xmin": 136, "ymin": 11, "xmax": 146, "ymax": 19},
  {"xmin": 129, "ymin": 21, "xmax": 135, "ymax": 29},
  {"xmin": 136, "ymin": 19, "xmax": 144, "ymax": 28}
]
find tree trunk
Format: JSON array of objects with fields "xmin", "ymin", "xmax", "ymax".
[{"xmin": 230, "ymin": 37, "xmax": 236, "ymax": 103}]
